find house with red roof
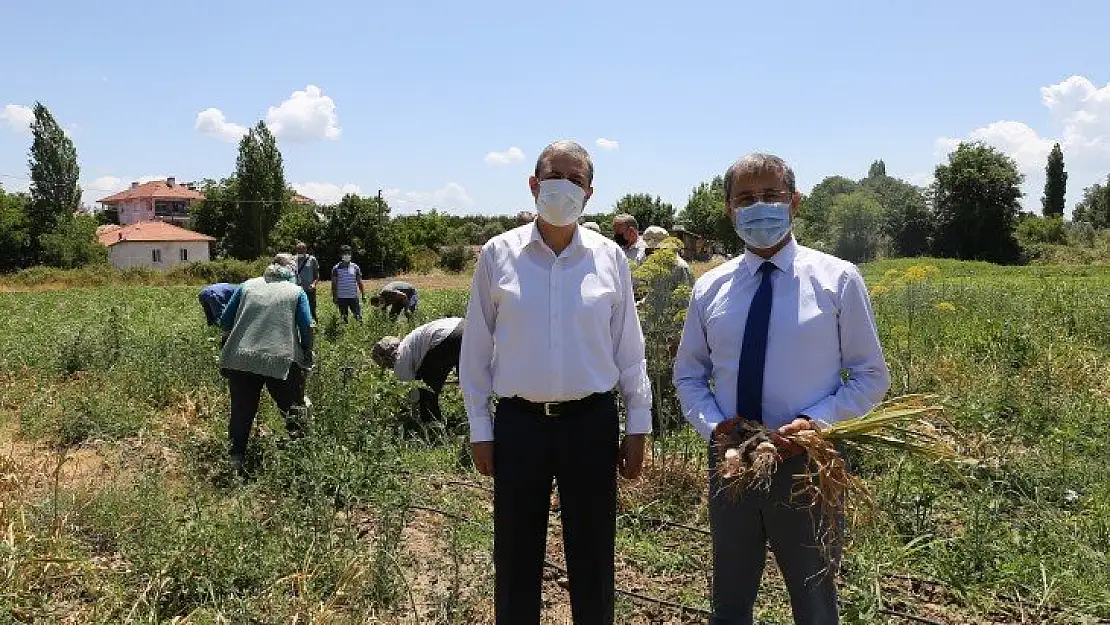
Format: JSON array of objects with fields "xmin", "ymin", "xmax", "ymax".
[
  {"xmin": 98, "ymin": 177, "xmax": 205, "ymax": 226},
  {"xmin": 97, "ymin": 221, "xmax": 215, "ymax": 270}
]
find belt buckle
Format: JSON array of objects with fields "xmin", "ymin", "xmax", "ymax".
[{"xmin": 543, "ymin": 402, "xmax": 558, "ymax": 417}]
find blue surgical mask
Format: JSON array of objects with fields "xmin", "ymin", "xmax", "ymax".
[{"xmin": 732, "ymin": 201, "xmax": 792, "ymax": 249}]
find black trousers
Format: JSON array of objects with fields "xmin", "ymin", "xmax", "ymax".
[
  {"xmin": 305, "ymin": 288, "xmax": 317, "ymax": 321},
  {"xmin": 414, "ymin": 322, "xmax": 464, "ymax": 423},
  {"xmin": 493, "ymin": 393, "xmax": 619, "ymax": 625},
  {"xmin": 226, "ymin": 366, "xmax": 307, "ymax": 457}
]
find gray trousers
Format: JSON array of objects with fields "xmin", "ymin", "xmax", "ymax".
[{"xmin": 708, "ymin": 450, "xmax": 840, "ymax": 625}]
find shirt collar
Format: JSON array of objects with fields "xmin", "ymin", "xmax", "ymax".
[
  {"xmin": 740, "ymin": 235, "xmax": 797, "ymax": 276},
  {"xmin": 525, "ymin": 221, "xmax": 588, "ymax": 256}
]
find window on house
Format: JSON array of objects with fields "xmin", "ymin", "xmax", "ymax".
[
  {"xmin": 180, "ymin": 248, "xmax": 189, "ymax": 262},
  {"xmin": 152, "ymin": 249, "xmax": 162, "ymax": 263}
]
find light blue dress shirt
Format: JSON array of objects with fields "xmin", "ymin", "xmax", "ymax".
[{"xmin": 673, "ymin": 237, "xmax": 891, "ymax": 441}]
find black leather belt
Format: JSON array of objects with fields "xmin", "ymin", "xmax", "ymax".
[{"xmin": 502, "ymin": 391, "xmax": 614, "ymax": 417}]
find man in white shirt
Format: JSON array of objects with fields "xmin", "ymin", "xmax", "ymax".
[
  {"xmin": 673, "ymin": 153, "xmax": 890, "ymax": 625},
  {"xmin": 461, "ymin": 140, "xmax": 652, "ymax": 625},
  {"xmin": 612, "ymin": 213, "xmax": 647, "ymax": 266},
  {"xmin": 371, "ymin": 317, "xmax": 464, "ymax": 423}
]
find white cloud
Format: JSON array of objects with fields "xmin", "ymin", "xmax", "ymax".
[
  {"xmin": 292, "ymin": 182, "xmax": 363, "ymax": 205},
  {"xmin": 88, "ymin": 176, "xmax": 122, "ymax": 192},
  {"xmin": 935, "ymin": 75, "xmax": 1110, "ymax": 211},
  {"xmin": 383, "ymin": 182, "xmax": 475, "ymax": 213},
  {"xmin": 484, "ymin": 146, "xmax": 525, "ymax": 165},
  {"xmin": 195, "ymin": 108, "xmax": 248, "ymax": 142},
  {"xmin": 266, "ymin": 85, "xmax": 341, "ymax": 142},
  {"xmin": 596, "ymin": 138, "xmax": 619, "ymax": 151},
  {"xmin": 1, "ymin": 104, "xmax": 33, "ymax": 134}
]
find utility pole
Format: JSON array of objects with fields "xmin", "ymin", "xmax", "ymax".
[{"xmin": 376, "ymin": 189, "xmax": 384, "ymax": 275}]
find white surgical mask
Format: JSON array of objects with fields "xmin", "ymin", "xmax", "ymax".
[
  {"xmin": 733, "ymin": 201, "xmax": 793, "ymax": 250},
  {"xmin": 535, "ymin": 179, "xmax": 586, "ymax": 227},
  {"xmin": 341, "ymin": 254, "xmax": 352, "ymax": 262}
]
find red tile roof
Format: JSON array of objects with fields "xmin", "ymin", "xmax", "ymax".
[
  {"xmin": 98, "ymin": 221, "xmax": 216, "ymax": 247},
  {"xmin": 292, "ymin": 192, "xmax": 316, "ymax": 204},
  {"xmin": 99, "ymin": 178, "xmax": 205, "ymax": 204}
]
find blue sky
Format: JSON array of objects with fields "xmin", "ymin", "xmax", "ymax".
[{"xmin": 2, "ymin": 0, "xmax": 1109, "ymax": 216}]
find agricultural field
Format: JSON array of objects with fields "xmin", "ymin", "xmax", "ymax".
[{"xmin": 2, "ymin": 258, "xmax": 1110, "ymax": 624}]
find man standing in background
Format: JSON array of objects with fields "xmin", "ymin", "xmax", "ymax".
[
  {"xmin": 294, "ymin": 241, "xmax": 320, "ymax": 321},
  {"xmin": 612, "ymin": 213, "xmax": 647, "ymax": 266},
  {"xmin": 331, "ymin": 245, "xmax": 365, "ymax": 323}
]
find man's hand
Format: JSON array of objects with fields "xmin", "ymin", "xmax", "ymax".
[
  {"xmin": 771, "ymin": 417, "xmax": 816, "ymax": 458},
  {"xmin": 711, "ymin": 416, "xmax": 744, "ymax": 441},
  {"xmin": 471, "ymin": 442, "xmax": 494, "ymax": 477},
  {"xmin": 618, "ymin": 434, "xmax": 647, "ymax": 480}
]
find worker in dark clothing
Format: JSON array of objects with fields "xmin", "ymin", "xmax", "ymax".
[
  {"xmin": 199, "ymin": 282, "xmax": 240, "ymax": 326},
  {"xmin": 371, "ymin": 317, "xmax": 464, "ymax": 423},
  {"xmin": 370, "ymin": 281, "xmax": 419, "ymax": 321}
]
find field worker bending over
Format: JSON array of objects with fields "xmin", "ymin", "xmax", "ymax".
[
  {"xmin": 673, "ymin": 153, "xmax": 890, "ymax": 624},
  {"xmin": 219, "ymin": 253, "xmax": 315, "ymax": 476},
  {"xmin": 370, "ymin": 280, "xmax": 419, "ymax": 321},
  {"xmin": 199, "ymin": 282, "xmax": 239, "ymax": 326},
  {"xmin": 461, "ymin": 139, "xmax": 652, "ymax": 624},
  {"xmin": 371, "ymin": 317, "xmax": 465, "ymax": 423}
]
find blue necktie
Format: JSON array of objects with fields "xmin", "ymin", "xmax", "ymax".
[{"xmin": 736, "ymin": 261, "xmax": 775, "ymax": 423}]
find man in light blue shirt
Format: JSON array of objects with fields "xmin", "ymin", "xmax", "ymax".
[{"xmin": 673, "ymin": 153, "xmax": 890, "ymax": 625}]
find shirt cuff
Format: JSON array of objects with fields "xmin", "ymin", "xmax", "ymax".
[
  {"xmin": 799, "ymin": 396, "xmax": 837, "ymax": 430},
  {"xmin": 694, "ymin": 415, "xmax": 721, "ymax": 443},
  {"xmin": 465, "ymin": 398, "xmax": 494, "ymax": 442},
  {"xmin": 625, "ymin": 407, "xmax": 652, "ymax": 435}
]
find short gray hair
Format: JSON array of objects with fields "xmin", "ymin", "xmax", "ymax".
[
  {"xmin": 264, "ymin": 253, "xmax": 298, "ymax": 282},
  {"xmin": 269, "ymin": 253, "xmax": 295, "ymax": 270},
  {"xmin": 534, "ymin": 140, "xmax": 594, "ymax": 184},
  {"xmin": 723, "ymin": 153, "xmax": 796, "ymax": 203},
  {"xmin": 613, "ymin": 213, "xmax": 638, "ymax": 230}
]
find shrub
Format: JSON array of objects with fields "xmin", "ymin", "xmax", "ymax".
[
  {"xmin": 409, "ymin": 246, "xmax": 440, "ymax": 273},
  {"xmin": 166, "ymin": 258, "xmax": 268, "ymax": 284},
  {"xmin": 437, "ymin": 244, "xmax": 473, "ymax": 273}
]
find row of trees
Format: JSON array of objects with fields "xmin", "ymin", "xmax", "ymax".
[
  {"xmin": 670, "ymin": 141, "xmax": 1087, "ymax": 265},
  {"xmin": 2, "ymin": 100, "xmax": 1106, "ymax": 275}
]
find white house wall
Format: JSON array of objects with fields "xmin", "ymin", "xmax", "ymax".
[{"xmin": 108, "ymin": 241, "xmax": 210, "ymax": 270}]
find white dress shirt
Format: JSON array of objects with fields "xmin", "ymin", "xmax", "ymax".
[
  {"xmin": 673, "ymin": 237, "xmax": 890, "ymax": 441},
  {"xmin": 394, "ymin": 317, "xmax": 464, "ymax": 381},
  {"xmin": 461, "ymin": 223, "xmax": 653, "ymax": 443}
]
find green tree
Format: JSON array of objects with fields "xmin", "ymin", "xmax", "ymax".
[
  {"xmin": 1041, "ymin": 143, "xmax": 1067, "ymax": 217},
  {"xmin": 796, "ymin": 175, "xmax": 859, "ymax": 246},
  {"xmin": 932, "ymin": 142, "xmax": 1024, "ymax": 264},
  {"xmin": 190, "ymin": 178, "xmax": 239, "ymax": 257},
  {"xmin": 271, "ymin": 200, "xmax": 323, "ymax": 254},
  {"xmin": 318, "ymin": 194, "xmax": 409, "ymax": 275},
  {"xmin": 828, "ymin": 190, "xmax": 886, "ymax": 263},
  {"xmin": 479, "ymin": 220, "xmax": 505, "ymax": 243},
  {"xmin": 676, "ymin": 176, "xmax": 741, "ymax": 253},
  {"xmin": 1072, "ymin": 177, "xmax": 1110, "ymax": 229},
  {"xmin": 27, "ymin": 102, "xmax": 81, "ymax": 263},
  {"xmin": 0, "ymin": 186, "xmax": 31, "ymax": 271},
  {"xmin": 230, "ymin": 122, "xmax": 286, "ymax": 259},
  {"xmin": 612, "ymin": 193, "xmax": 675, "ymax": 231},
  {"xmin": 39, "ymin": 214, "xmax": 107, "ymax": 269},
  {"xmin": 867, "ymin": 160, "xmax": 887, "ymax": 179},
  {"xmin": 862, "ymin": 173, "xmax": 932, "ymax": 256}
]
